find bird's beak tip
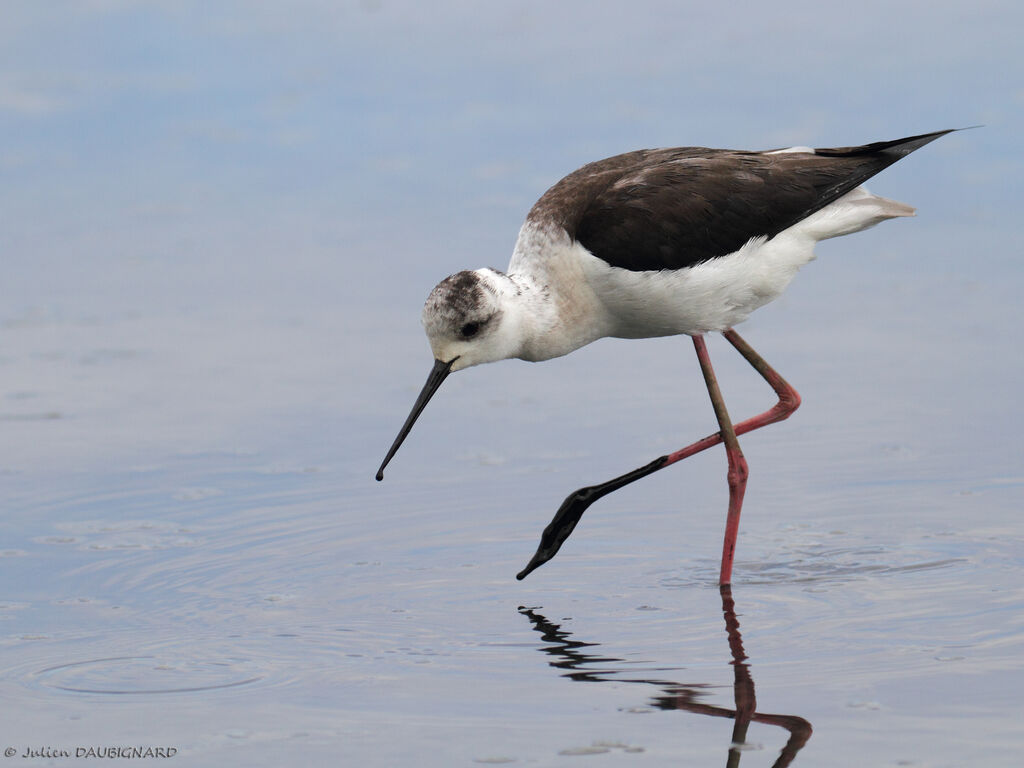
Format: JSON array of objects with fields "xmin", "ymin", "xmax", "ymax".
[{"xmin": 375, "ymin": 357, "xmax": 457, "ymax": 483}]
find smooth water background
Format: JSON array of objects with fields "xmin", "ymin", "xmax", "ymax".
[{"xmin": 3, "ymin": 2, "xmax": 1023, "ymax": 765}]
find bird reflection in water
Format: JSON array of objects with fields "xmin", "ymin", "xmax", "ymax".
[{"xmin": 519, "ymin": 587, "xmax": 811, "ymax": 766}]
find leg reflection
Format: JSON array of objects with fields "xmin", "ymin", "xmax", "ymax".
[{"xmin": 519, "ymin": 586, "xmax": 812, "ymax": 766}]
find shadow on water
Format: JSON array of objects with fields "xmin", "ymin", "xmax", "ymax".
[{"xmin": 520, "ymin": 587, "xmax": 811, "ymax": 767}]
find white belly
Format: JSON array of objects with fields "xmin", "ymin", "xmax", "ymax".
[
  {"xmin": 578, "ymin": 186, "xmax": 913, "ymax": 336},
  {"xmin": 581, "ymin": 233, "xmax": 812, "ymax": 336}
]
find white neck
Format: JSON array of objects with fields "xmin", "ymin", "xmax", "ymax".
[{"xmin": 503, "ymin": 223, "xmax": 616, "ymax": 362}]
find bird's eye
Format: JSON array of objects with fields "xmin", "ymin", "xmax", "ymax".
[{"xmin": 460, "ymin": 322, "xmax": 480, "ymax": 338}]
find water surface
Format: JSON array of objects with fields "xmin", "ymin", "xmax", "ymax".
[{"xmin": 2, "ymin": 2, "xmax": 1023, "ymax": 765}]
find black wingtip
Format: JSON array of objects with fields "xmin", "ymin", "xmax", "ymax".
[
  {"xmin": 375, "ymin": 470, "xmax": 384, "ymax": 481},
  {"xmin": 884, "ymin": 128, "xmax": 957, "ymax": 155},
  {"xmin": 815, "ymin": 128, "xmax": 954, "ymax": 158}
]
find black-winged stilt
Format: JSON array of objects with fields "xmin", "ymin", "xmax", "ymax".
[{"xmin": 376, "ymin": 129, "xmax": 955, "ymax": 585}]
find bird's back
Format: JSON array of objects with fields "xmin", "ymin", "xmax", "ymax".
[{"xmin": 523, "ymin": 130, "xmax": 953, "ymax": 273}]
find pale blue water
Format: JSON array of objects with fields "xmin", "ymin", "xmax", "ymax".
[{"xmin": 2, "ymin": 3, "xmax": 1023, "ymax": 766}]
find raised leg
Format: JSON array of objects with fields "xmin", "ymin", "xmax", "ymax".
[
  {"xmin": 516, "ymin": 329, "xmax": 801, "ymax": 581},
  {"xmin": 722, "ymin": 328, "xmax": 801, "ymax": 433},
  {"xmin": 692, "ymin": 335, "xmax": 748, "ymax": 585},
  {"xmin": 664, "ymin": 329, "xmax": 801, "ymax": 466}
]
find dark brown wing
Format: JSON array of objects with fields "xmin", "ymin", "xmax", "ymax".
[{"xmin": 526, "ymin": 130, "xmax": 952, "ymax": 272}]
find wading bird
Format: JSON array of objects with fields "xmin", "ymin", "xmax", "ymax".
[{"xmin": 376, "ymin": 129, "xmax": 955, "ymax": 585}]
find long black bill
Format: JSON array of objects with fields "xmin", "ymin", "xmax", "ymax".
[{"xmin": 376, "ymin": 357, "xmax": 456, "ymax": 481}]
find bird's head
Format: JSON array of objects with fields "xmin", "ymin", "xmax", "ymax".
[
  {"xmin": 421, "ymin": 269, "xmax": 523, "ymax": 371},
  {"xmin": 376, "ymin": 268, "xmax": 521, "ymax": 480}
]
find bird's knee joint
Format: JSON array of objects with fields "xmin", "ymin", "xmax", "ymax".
[
  {"xmin": 727, "ymin": 461, "xmax": 749, "ymax": 487},
  {"xmin": 786, "ymin": 389, "xmax": 802, "ymax": 412},
  {"xmin": 775, "ymin": 388, "xmax": 801, "ymax": 420}
]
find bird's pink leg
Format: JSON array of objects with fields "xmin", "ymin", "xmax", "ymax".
[
  {"xmin": 692, "ymin": 336, "xmax": 748, "ymax": 585},
  {"xmin": 721, "ymin": 328, "xmax": 802, "ymax": 434},
  {"xmin": 664, "ymin": 329, "xmax": 801, "ymax": 467},
  {"xmin": 664, "ymin": 331, "xmax": 799, "ymax": 584},
  {"xmin": 516, "ymin": 328, "xmax": 800, "ymax": 582}
]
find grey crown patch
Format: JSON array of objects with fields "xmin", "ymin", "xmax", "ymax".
[{"xmin": 423, "ymin": 270, "xmax": 501, "ymax": 338}]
